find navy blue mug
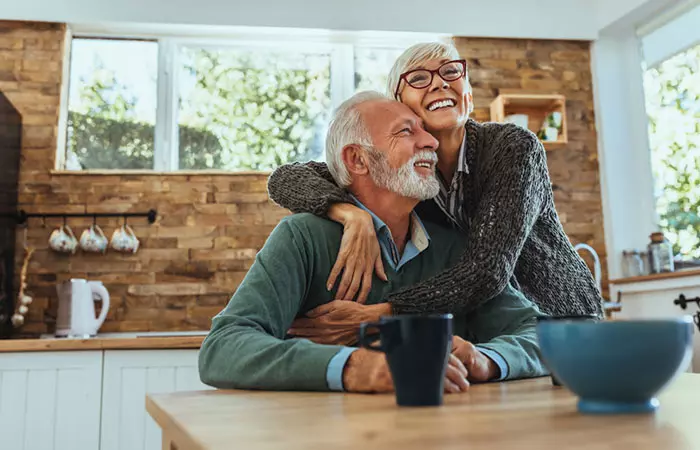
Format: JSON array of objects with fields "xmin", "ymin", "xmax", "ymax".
[{"xmin": 358, "ymin": 314, "xmax": 453, "ymax": 407}]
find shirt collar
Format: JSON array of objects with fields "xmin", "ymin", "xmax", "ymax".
[
  {"xmin": 457, "ymin": 131, "xmax": 469, "ymax": 174},
  {"xmin": 349, "ymin": 195, "xmax": 430, "ymax": 253}
]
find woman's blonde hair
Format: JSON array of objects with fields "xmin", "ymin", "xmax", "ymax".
[{"xmin": 386, "ymin": 40, "xmax": 471, "ymax": 101}]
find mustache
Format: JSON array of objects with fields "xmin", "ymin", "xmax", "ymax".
[{"xmin": 407, "ymin": 151, "xmax": 438, "ymax": 166}]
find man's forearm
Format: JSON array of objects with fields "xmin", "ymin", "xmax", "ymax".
[
  {"xmin": 475, "ymin": 347, "xmax": 508, "ymax": 381},
  {"xmin": 199, "ymin": 315, "xmax": 345, "ymax": 391},
  {"xmin": 465, "ymin": 285, "xmax": 548, "ymax": 381}
]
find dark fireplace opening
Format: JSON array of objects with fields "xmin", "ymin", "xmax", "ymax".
[{"xmin": 0, "ymin": 92, "xmax": 21, "ymax": 339}]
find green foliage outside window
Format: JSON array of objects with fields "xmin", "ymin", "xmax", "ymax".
[{"xmin": 643, "ymin": 43, "xmax": 700, "ymax": 259}]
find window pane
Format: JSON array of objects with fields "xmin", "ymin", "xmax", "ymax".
[
  {"xmin": 354, "ymin": 47, "xmax": 404, "ymax": 95},
  {"xmin": 178, "ymin": 46, "xmax": 331, "ymax": 171},
  {"xmin": 66, "ymin": 38, "xmax": 158, "ymax": 170},
  {"xmin": 643, "ymin": 43, "xmax": 700, "ymax": 260}
]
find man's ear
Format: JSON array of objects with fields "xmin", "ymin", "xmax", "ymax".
[{"xmin": 341, "ymin": 145, "xmax": 370, "ymax": 176}]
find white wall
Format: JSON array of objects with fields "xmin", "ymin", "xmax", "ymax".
[
  {"xmin": 0, "ymin": 0, "xmax": 598, "ymax": 40},
  {"xmin": 595, "ymin": 0, "xmax": 653, "ymax": 30},
  {"xmin": 591, "ymin": 0, "xmax": 687, "ymax": 279},
  {"xmin": 592, "ymin": 29, "xmax": 657, "ymax": 279}
]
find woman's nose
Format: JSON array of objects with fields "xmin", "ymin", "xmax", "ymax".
[{"xmin": 428, "ymin": 75, "xmax": 449, "ymax": 92}]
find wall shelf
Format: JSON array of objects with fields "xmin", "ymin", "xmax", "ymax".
[{"xmin": 489, "ymin": 93, "xmax": 567, "ymax": 150}]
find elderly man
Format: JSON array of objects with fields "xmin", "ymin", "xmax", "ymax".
[{"xmin": 198, "ymin": 91, "xmax": 547, "ymax": 393}]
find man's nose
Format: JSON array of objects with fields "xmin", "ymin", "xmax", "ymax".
[{"xmin": 417, "ymin": 128, "xmax": 439, "ymax": 151}]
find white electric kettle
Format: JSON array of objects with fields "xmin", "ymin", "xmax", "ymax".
[{"xmin": 55, "ymin": 279, "xmax": 110, "ymax": 338}]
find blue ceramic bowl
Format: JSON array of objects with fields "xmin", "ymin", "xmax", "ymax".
[{"xmin": 536, "ymin": 317, "xmax": 694, "ymax": 414}]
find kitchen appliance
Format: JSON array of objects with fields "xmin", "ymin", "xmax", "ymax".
[{"xmin": 56, "ymin": 279, "xmax": 110, "ymax": 337}]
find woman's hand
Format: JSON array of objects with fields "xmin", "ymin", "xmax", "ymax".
[{"xmin": 327, "ymin": 204, "xmax": 388, "ymax": 303}]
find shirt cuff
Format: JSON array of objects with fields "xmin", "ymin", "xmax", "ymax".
[
  {"xmin": 476, "ymin": 346, "xmax": 508, "ymax": 381},
  {"xmin": 326, "ymin": 347, "xmax": 358, "ymax": 391}
]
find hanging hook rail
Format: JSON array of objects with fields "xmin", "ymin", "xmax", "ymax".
[{"xmin": 2, "ymin": 209, "xmax": 158, "ymax": 225}]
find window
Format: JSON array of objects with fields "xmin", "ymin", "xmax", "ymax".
[
  {"xmin": 354, "ymin": 47, "xmax": 405, "ymax": 94},
  {"xmin": 62, "ymin": 30, "xmax": 437, "ymax": 172},
  {"xmin": 66, "ymin": 38, "xmax": 158, "ymax": 170},
  {"xmin": 642, "ymin": 42, "xmax": 700, "ymax": 260},
  {"xmin": 178, "ymin": 45, "xmax": 331, "ymax": 171}
]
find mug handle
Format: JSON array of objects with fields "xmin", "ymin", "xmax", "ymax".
[
  {"xmin": 63, "ymin": 225, "xmax": 77, "ymax": 241},
  {"xmin": 358, "ymin": 322, "xmax": 383, "ymax": 352},
  {"xmin": 94, "ymin": 224, "xmax": 106, "ymax": 239}
]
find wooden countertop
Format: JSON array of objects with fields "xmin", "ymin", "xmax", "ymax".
[
  {"xmin": 610, "ymin": 268, "xmax": 700, "ymax": 285},
  {"xmin": 0, "ymin": 334, "xmax": 206, "ymax": 352},
  {"xmin": 147, "ymin": 374, "xmax": 700, "ymax": 450}
]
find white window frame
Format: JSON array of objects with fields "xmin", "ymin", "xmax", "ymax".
[{"xmin": 58, "ymin": 23, "xmax": 444, "ymax": 172}]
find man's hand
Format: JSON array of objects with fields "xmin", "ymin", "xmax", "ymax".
[
  {"xmin": 343, "ymin": 349, "xmax": 470, "ymax": 394},
  {"xmin": 451, "ymin": 336, "xmax": 500, "ymax": 382},
  {"xmin": 289, "ymin": 301, "xmax": 391, "ymax": 345},
  {"xmin": 342, "ymin": 349, "xmax": 393, "ymax": 393}
]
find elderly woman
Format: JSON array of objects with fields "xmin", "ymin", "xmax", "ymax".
[{"xmin": 267, "ymin": 41, "xmax": 602, "ymax": 322}]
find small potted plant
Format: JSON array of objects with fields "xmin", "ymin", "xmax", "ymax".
[{"xmin": 537, "ymin": 111, "xmax": 562, "ymax": 142}]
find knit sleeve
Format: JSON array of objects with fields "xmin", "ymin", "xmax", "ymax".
[
  {"xmin": 387, "ymin": 131, "xmax": 549, "ymax": 315},
  {"xmin": 267, "ymin": 161, "xmax": 355, "ymax": 217}
]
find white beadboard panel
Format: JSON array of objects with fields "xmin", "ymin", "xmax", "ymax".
[
  {"xmin": 175, "ymin": 365, "xmax": 206, "ymax": 391},
  {"xmin": 144, "ymin": 367, "xmax": 176, "ymax": 450},
  {"xmin": 0, "ymin": 370, "xmax": 28, "ymax": 450},
  {"xmin": 0, "ymin": 351, "xmax": 103, "ymax": 450},
  {"xmin": 121, "ymin": 368, "xmax": 148, "ymax": 450},
  {"xmin": 24, "ymin": 369, "xmax": 59, "ymax": 450},
  {"xmin": 54, "ymin": 367, "xmax": 101, "ymax": 450},
  {"xmin": 101, "ymin": 349, "xmax": 212, "ymax": 450}
]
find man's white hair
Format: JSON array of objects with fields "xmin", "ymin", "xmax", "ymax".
[
  {"xmin": 386, "ymin": 40, "xmax": 471, "ymax": 101},
  {"xmin": 325, "ymin": 90, "xmax": 390, "ymax": 187}
]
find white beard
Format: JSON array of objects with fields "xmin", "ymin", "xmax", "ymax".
[{"xmin": 367, "ymin": 150, "xmax": 440, "ymax": 201}]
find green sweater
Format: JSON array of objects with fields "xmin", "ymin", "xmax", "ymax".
[{"xmin": 198, "ymin": 213, "xmax": 548, "ymax": 391}]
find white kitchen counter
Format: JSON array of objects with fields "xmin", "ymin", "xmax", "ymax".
[{"xmin": 609, "ymin": 268, "xmax": 700, "ymax": 373}]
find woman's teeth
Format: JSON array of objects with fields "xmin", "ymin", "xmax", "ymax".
[{"xmin": 427, "ymin": 99, "xmax": 456, "ymax": 111}]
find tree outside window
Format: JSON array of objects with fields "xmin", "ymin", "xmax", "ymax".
[{"xmin": 643, "ymin": 43, "xmax": 700, "ymax": 260}]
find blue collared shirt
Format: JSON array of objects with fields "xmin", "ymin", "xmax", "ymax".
[
  {"xmin": 352, "ymin": 195, "xmax": 431, "ymax": 271},
  {"xmin": 326, "ymin": 198, "xmax": 508, "ymax": 390}
]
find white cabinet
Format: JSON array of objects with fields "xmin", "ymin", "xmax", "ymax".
[
  {"xmin": 0, "ymin": 347, "xmax": 212, "ymax": 450},
  {"xmin": 100, "ymin": 349, "xmax": 212, "ymax": 450},
  {"xmin": 611, "ymin": 274, "xmax": 700, "ymax": 373},
  {"xmin": 0, "ymin": 351, "xmax": 103, "ymax": 450}
]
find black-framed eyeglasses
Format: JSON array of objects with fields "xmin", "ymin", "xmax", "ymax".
[{"xmin": 394, "ymin": 59, "xmax": 467, "ymax": 99}]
